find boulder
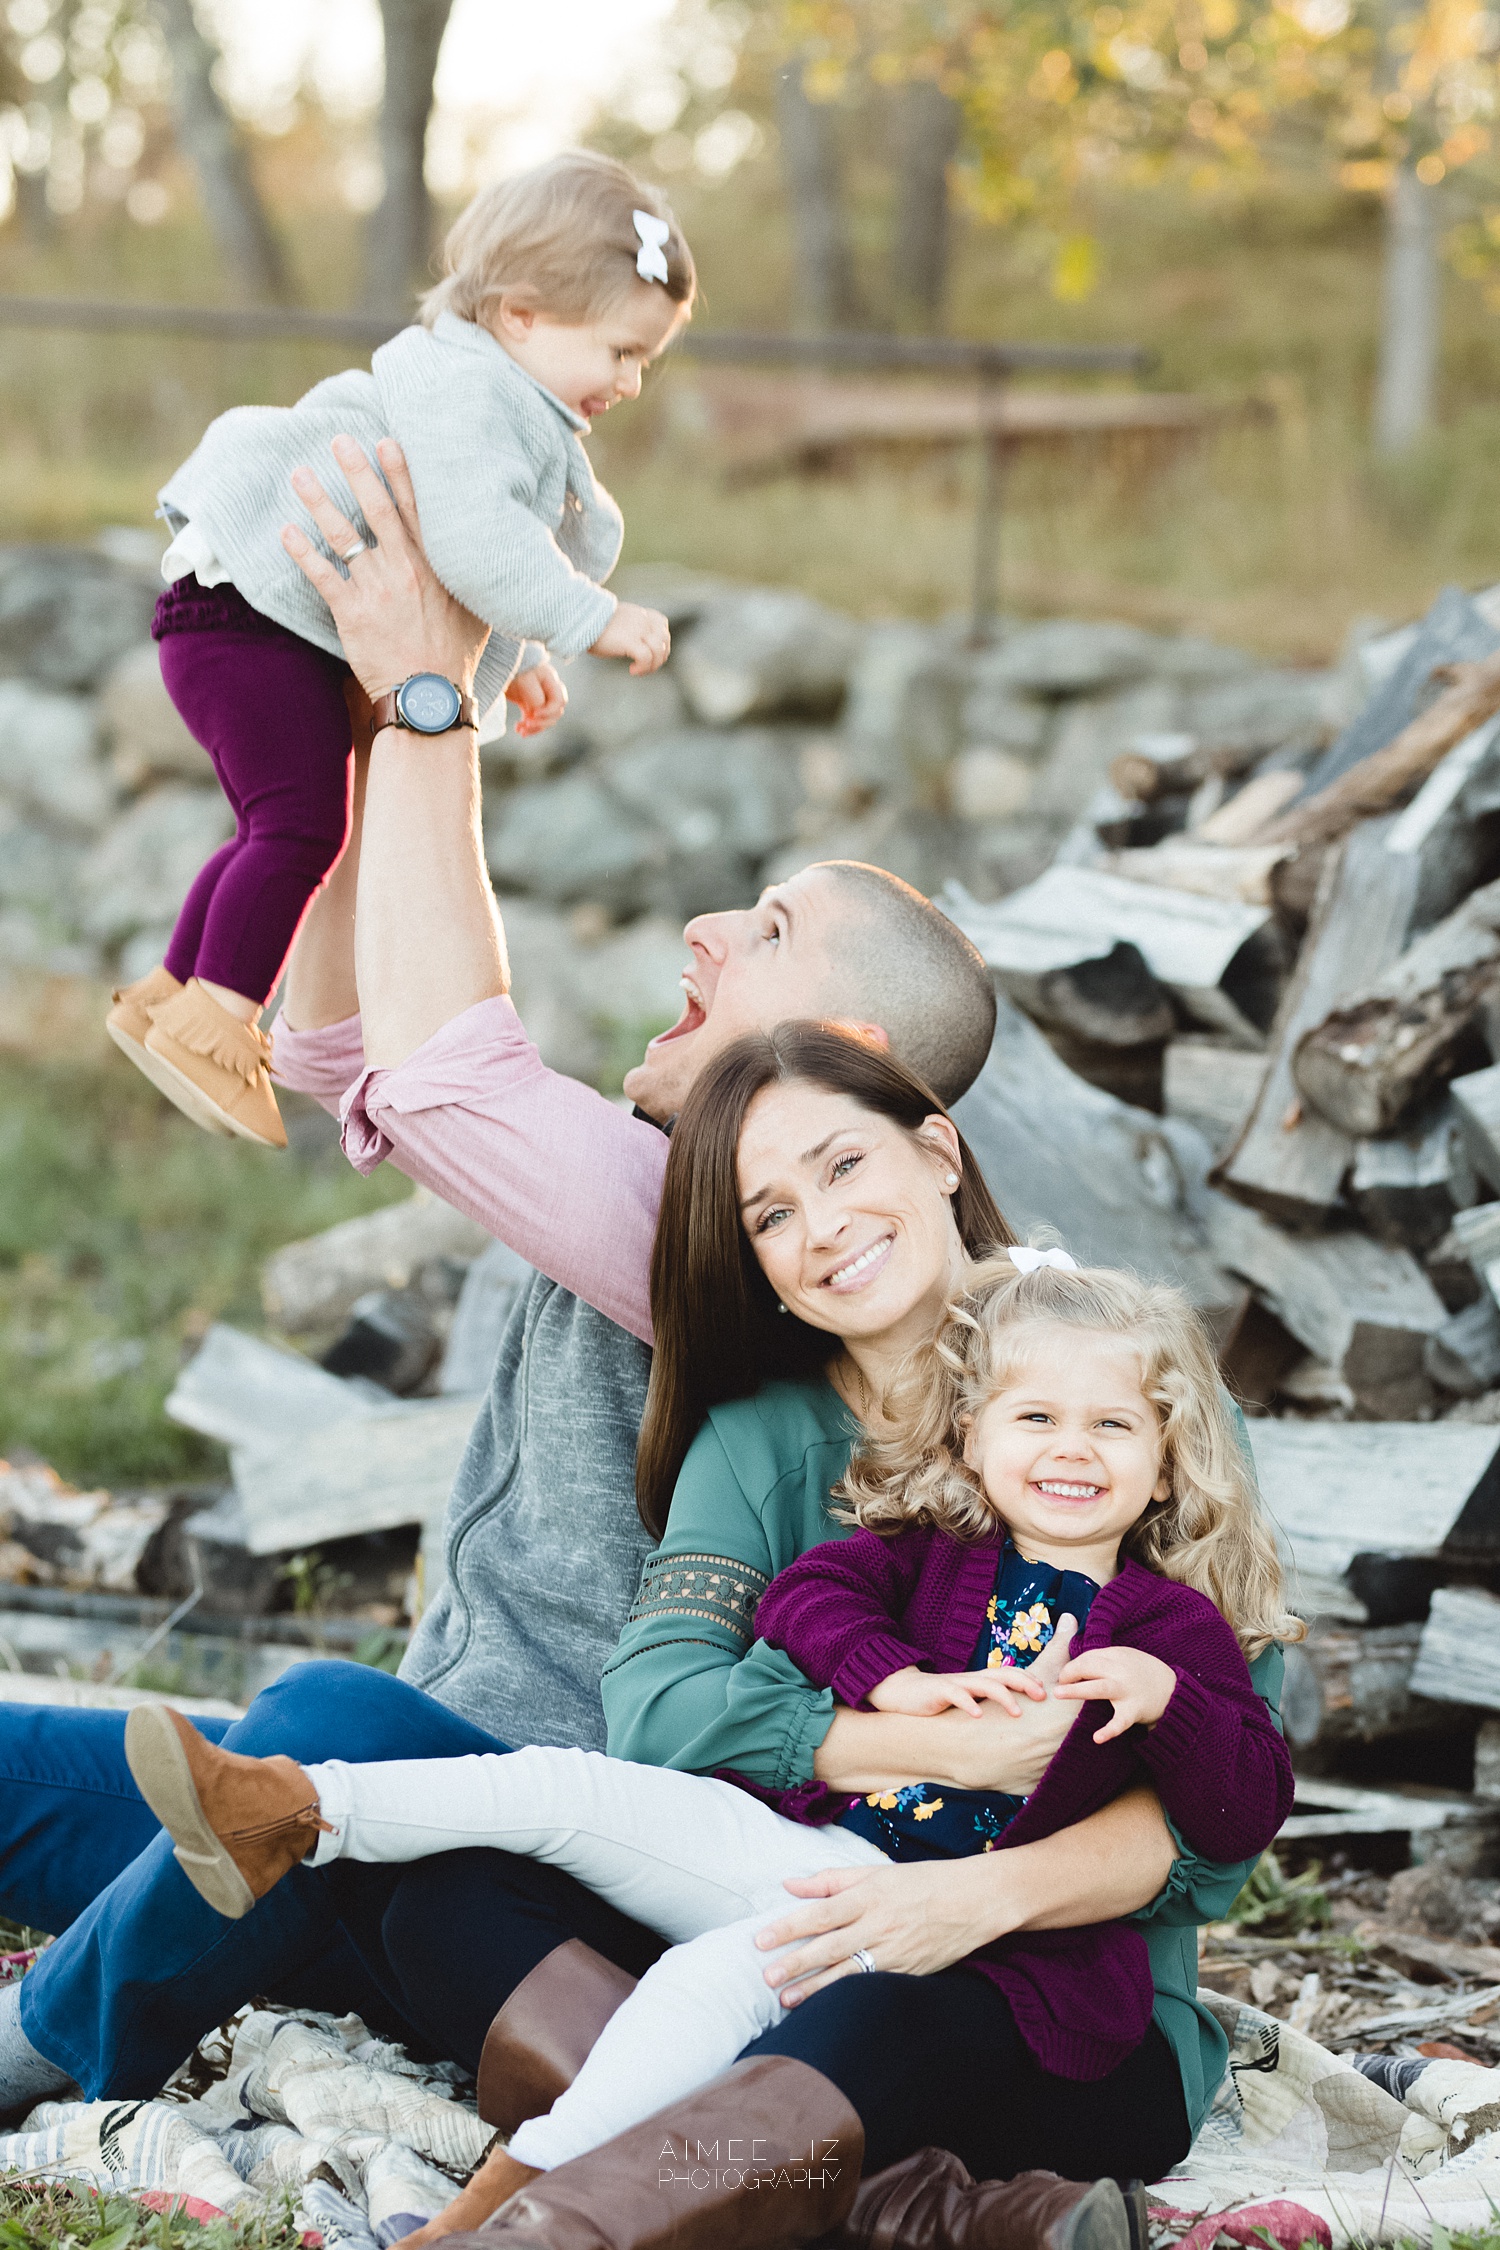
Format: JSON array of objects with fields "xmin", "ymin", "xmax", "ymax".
[
  {"xmin": 602, "ymin": 728, "xmax": 804, "ymax": 919},
  {"xmin": 675, "ymin": 589, "xmax": 861, "ymax": 726},
  {"xmin": 1030, "ymin": 682, "xmax": 1186, "ymax": 823},
  {"xmin": 79, "ymin": 784, "xmax": 234, "ymax": 944},
  {"xmin": 981, "ymin": 619, "xmax": 1160, "ymax": 697},
  {"xmin": 1146, "ymin": 636, "xmax": 1257, "ymax": 684},
  {"xmin": 950, "ymin": 747, "xmax": 1035, "ymax": 823},
  {"xmin": 960, "ymin": 654, "xmax": 1053, "ymax": 762},
  {"xmin": 0, "ymin": 546, "xmax": 158, "ymax": 691},
  {"xmin": 98, "ymin": 640, "xmax": 208, "ymax": 787},
  {"xmin": 0, "ymin": 680, "xmax": 115, "ymax": 833},
  {"xmin": 541, "ymin": 656, "xmax": 686, "ymax": 762},
  {"xmin": 485, "ymin": 771, "xmax": 663, "ymax": 912},
  {"xmin": 1185, "ymin": 670, "xmax": 1338, "ymax": 757},
  {"xmin": 498, "ymin": 900, "xmax": 687, "ymax": 1083},
  {"xmin": 0, "ymin": 813, "xmax": 83, "ymax": 911},
  {"xmin": 839, "ymin": 623, "xmax": 970, "ymax": 800}
]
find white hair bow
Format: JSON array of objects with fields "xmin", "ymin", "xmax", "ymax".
[
  {"xmin": 1007, "ymin": 1246, "xmax": 1079, "ymax": 1275},
  {"xmin": 633, "ymin": 209, "xmax": 671, "ymax": 285}
]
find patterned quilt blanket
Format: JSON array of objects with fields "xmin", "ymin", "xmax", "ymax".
[{"xmin": 4, "ymin": 1987, "xmax": 1500, "ymax": 2246}]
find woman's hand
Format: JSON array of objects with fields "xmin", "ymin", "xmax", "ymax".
[
  {"xmin": 281, "ymin": 434, "xmax": 490, "ymax": 700},
  {"xmin": 505, "ymin": 661, "xmax": 568, "ymax": 737},
  {"xmin": 1054, "ymin": 1647, "xmax": 1177, "ymax": 1742},
  {"xmin": 867, "ymin": 1662, "xmax": 1048, "ymax": 1721},
  {"xmin": 754, "ymin": 1855, "xmax": 1008, "ymax": 2007}
]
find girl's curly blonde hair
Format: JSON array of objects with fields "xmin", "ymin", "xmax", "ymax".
[{"xmin": 837, "ymin": 1254, "xmax": 1303, "ymax": 1660}]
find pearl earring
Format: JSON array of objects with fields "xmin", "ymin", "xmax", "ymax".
[
  {"xmin": 777, "ymin": 1301, "xmax": 788, "ymax": 1315},
  {"xmin": 945, "ymin": 1172, "xmax": 959, "ymax": 1188}
]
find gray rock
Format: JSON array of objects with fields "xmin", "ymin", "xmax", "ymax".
[
  {"xmin": 99, "ymin": 640, "xmax": 208, "ymax": 788},
  {"xmin": 543, "ymin": 658, "xmax": 686, "ymax": 762},
  {"xmin": 983, "ymin": 619, "xmax": 1161, "ymax": 697},
  {"xmin": 440, "ymin": 1238, "xmax": 535, "ymax": 1395},
  {"xmin": 497, "ymin": 900, "xmax": 687, "ymax": 1082},
  {"xmin": 0, "ymin": 546, "xmax": 158, "ymax": 691},
  {"xmin": 838, "ymin": 624, "xmax": 976, "ymax": 800},
  {"xmin": 603, "ymin": 728, "xmax": 804, "ymax": 919},
  {"xmin": 486, "ymin": 771, "xmax": 662, "ymax": 912},
  {"xmin": 79, "ymin": 784, "xmax": 234, "ymax": 944},
  {"xmin": 612, "ymin": 562, "xmax": 740, "ymax": 629},
  {"xmin": 0, "ymin": 679, "xmax": 114, "ymax": 834},
  {"xmin": 961, "ymin": 651, "xmax": 1053, "ymax": 762},
  {"xmin": 1185, "ymin": 669, "xmax": 1339, "ymax": 757},
  {"xmin": 1030, "ymin": 681, "xmax": 1186, "ymax": 823},
  {"xmin": 0, "ymin": 813, "xmax": 82, "ymax": 912},
  {"xmin": 676, "ymin": 590, "xmax": 862, "ymax": 726},
  {"xmin": 1146, "ymin": 636, "xmax": 1257, "ymax": 684},
  {"xmin": 117, "ymin": 924, "xmax": 178, "ymax": 984},
  {"xmin": 761, "ymin": 804, "xmax": 965, "ymax": 901}
]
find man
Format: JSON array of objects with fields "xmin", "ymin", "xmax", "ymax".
[{"xmin": 0, "ymin": 445, "xmax": 1239, "ymax": 2249}]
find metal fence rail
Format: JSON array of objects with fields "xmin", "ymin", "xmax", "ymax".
[{"xmin": 0, "ymin": 293, "xmax": 1151, "ymax": 636}]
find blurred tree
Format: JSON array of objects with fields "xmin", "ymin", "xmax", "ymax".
[
  {"xmin": 152, "ymin": 0, "xmax": 292, "ymax": 301},
  {"xmin": 363, "ymin": 0, "xmax": 456, "ymax": 313},
  {"xmin": 774, "ymin": 51, "xmax": 866, "ymax": 325},
  {"xmin": 890, "ymin": 76, "xmax": 962, "ymax": 322}
]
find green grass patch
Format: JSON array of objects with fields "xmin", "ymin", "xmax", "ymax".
[
  {"xmin": 0, "ymin": 2181, "xmax": 306, "ymax": 2247},
  {"xmin": 0, "ymin": 1047, "xmax": 409, "ymax": 1491}
]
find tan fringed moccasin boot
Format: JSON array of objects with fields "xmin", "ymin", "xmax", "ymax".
[
  {"xmin": 124, "ymin": 1704, "xmax": 329, "ymax": 1917},
  {"xmin": 142, "ymin": 978, "xmax": 287, "ymax": 1147},
  {"xmin": 105, "ymin": 965, "xmax": 186, "ymax": 1100}
]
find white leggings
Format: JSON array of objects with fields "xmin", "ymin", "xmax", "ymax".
[{"xmin": 303, "ymin": 1747, "xmax": 887, "ymax": 2171}]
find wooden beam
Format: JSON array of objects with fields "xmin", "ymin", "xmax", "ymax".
[
  {"xmin": 1411, "ymin": 1585, "xmax": 1500, "ymax": 1710},
  {"xmin": 1242, "ymin": 1416, "xmax": 1500, "ymax": 1576},
  {"xmin": 1292, "ymin": 875, "xmax": 1500, "ymax": 1138}
]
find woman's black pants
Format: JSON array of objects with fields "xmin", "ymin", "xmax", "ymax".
[{"xmin": 327, "ymin": 1846, "xmax": 1193, "ymax": 2185}]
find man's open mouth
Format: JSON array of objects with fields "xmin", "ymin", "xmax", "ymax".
[{"xmin": 647, "ymin": 975, "xmax": 706, "ymax": 1048}]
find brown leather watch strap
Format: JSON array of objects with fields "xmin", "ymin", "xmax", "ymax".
[{"xmin": 371, "ymin": 682, "xmax": 478, "ymax": 735}]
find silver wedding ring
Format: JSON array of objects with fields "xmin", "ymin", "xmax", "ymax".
[
  {"xmin": 852, "ymin": 1947, "xmax": 876, "ymax": 1974},
  {"xmin": 340, "ymin": 538, "xmax": 367, "ymax": 562}
]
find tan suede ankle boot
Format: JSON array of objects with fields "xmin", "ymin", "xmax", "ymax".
[
  {"xmin": 105, "ymin": 966, "xmax": 186, "ymax": 1102},
  {"xmin": 124, "ymin": 1704, "xmax": 328, "ymax": 1918},
  {"xmin": 142, "ymin": 978, "xmax": 287, "ymax": 1147}
]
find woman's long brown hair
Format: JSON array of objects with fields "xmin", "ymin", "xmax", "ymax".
[{"xmin": 636, "ymin": 1021, "xmax": 1016, "ymax": 1537}]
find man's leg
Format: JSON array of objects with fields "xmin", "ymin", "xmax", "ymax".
[
  {"xmin": 19, "ymin": 1661, "xmax": 514, "ymax": 2099},
  {"xmin": 0, "ymin": 1704, "xmax": 230, "ymax": 1935}
]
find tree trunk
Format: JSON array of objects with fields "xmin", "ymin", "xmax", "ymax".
[
  {"xmin": 1374, "ymin": 162, "xmax": 1440, "ymax": 454},
  {"xmin": 363, "ymin": 0, "xmax": 456, "ymax": 316},
  {"xmin": 891, "ymin": 80, "xmax": 961, "ymax": 327},
  {"xmin": 774, "ymin": 58, "xmax": 864, "ymax": 331},
  {"xmin": 152, "ymin": 0, "xmax": 292, "ymax": 303}
]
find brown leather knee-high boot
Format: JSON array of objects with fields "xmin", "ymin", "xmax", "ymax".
[
  {"xmin": 478, "ymin": 1941, "xmax": 640, "ymax": 2134},
  {"xmin": 826, "ymin": 2145, "xmax": 1132, "ymax": 2250},
  {"xmin": 432, "ymin": 2054, "xmax": 861, "ymax": 2249}
]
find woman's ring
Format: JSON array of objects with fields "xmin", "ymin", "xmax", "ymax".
[
  {"xmin": 852, "ymin": 1947, "xmax": 876, "ymax": 1974},
  {"xmin": 340, "ymin": 538, "xmax": 367, "ymax": 563}
]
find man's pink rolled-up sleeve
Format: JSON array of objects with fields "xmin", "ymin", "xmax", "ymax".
[{"xmin": 271, "ymin": 998, "xmax": 665, "ymax": 1344}]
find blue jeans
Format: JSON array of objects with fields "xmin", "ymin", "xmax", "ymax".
[{"xmin": 3, "ymin": 1661, "xmax": 522, "ymax": 2096}]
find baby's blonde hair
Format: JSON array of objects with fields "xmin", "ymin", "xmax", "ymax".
[
  {"xmin": 837, "ymin": 1255, "xmax": 1303, "ymax": 1660},
  {"xmin": 421, "ymin": 152, "xmax": 696, "ymax": 329}
]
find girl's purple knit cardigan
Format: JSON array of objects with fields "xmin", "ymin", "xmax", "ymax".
[{"xmin": 750, "ymin": 1523, "xmax": 1294, "ymax": 2083}]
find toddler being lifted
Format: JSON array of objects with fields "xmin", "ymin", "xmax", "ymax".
[{"xmin": 108, "ymin": 152, "xmax": 694, "ymax": 1148}]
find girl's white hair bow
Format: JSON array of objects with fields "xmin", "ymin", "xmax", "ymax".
[
  {"xmin": 633, "ymin": 209, "xmax": 672, "ymax": 285},
  {"xmin": 1007, "ymin": 1245, "xmax": 1080, "ymax": 1275}
]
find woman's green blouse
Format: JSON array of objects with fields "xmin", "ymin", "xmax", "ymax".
[{"xmin": 600, "ymin": 1375, "xmax": 1285, "ymax": 2138}]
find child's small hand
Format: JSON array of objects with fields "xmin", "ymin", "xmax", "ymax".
[
  {"xmin": 590, "ymin": 601, "xmax": 671, "ymax": 674},
  {"xmin": 1053, "ymin": 1647, "xmax": 1177, "ymax": 1742},
  {"xmin": 506, "ymin": 661, "xmax": 568, "ymax": 737},
  {"xmin": 866, "ymin": 1664, "xmax": 1049, "ymax": 1720}
]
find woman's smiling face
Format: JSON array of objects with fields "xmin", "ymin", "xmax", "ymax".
[{"xmin": 736, "ymin": 1079, "xmax": 965, "ymax": 1348}]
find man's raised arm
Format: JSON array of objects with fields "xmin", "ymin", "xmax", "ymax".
[{"xmin": 276, "ymin": 434, "xmax": 664, "ymax": 1344}]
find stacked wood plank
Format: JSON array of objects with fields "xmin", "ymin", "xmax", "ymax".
[{"xmin": 950, "ymin": 583, "xmax": 1500, "ymax": 1848}]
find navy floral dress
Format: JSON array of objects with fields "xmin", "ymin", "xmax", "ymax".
[{"xmin": 836, "ymin": 1541, "xmax": 1099, "ymax": 1862}]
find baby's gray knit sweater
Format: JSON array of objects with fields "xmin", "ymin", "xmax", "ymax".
[{"xmin": 158, "ymin": 312, "xmax": 623, "ymax": 716}]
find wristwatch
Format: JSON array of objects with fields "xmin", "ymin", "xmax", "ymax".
[{"xmin": 371, "ymin": 674, "xmax": 478, "ymax": 736}]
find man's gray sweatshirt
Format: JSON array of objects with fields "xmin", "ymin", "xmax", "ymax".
[
  {"xmin": 158, "ymin": 312, "xmax": 623, "ymax": 717},
  {"xmin": 399, "ymin": 1268, "xmax": 654, "ymax": 1750}
]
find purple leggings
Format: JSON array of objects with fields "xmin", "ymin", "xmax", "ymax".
[{"xmin": 155, "ymin": 578, "xmax": 354, "ymax": 1006}]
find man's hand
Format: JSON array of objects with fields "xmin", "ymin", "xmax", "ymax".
[
  {"xmin": 505, "ymin": 661, "xmax": 568, "ymax": 737},
  {"xmin": 281, "ymin": 434, "xmax": 490, "ymax": 700},
  {"xmin": 867, "ymin": 1662, "xmax": 1048, "ymax": 1720},
  {"xmin": 1054, "ymin": 1646, "xmax": 1177, "ymax": 1742},
  {"xmin": 590, "ymin": 600, "xmax": 670, "ymax": 674}
]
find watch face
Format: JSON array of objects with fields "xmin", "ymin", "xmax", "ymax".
[{"xmin": 396, "ymin": 674, "xmax": 463, "ymax": 734}]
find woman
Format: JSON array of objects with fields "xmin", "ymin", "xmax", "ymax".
[{"xmin": 132, "ymin": 1023, "xmax": 1284, "ymax": 2250}]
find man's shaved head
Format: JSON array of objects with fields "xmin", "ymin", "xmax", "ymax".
[{"xmin": 817, "ymin": 861, "xmax": 997, "ymax": 1106}]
